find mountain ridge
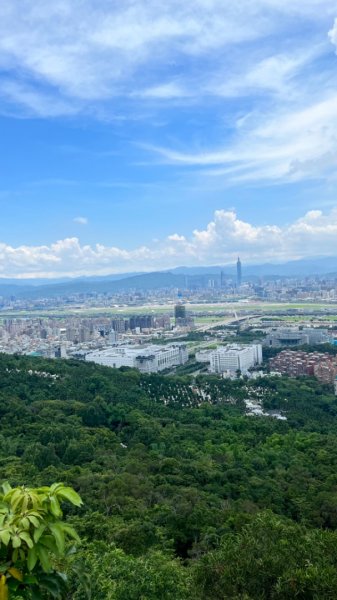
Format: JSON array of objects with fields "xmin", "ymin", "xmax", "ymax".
[{"xmin": 1, "ymin": 256, "xmax": 337, "ymax": 298}]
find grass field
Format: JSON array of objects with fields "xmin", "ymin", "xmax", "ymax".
[{"xmin": 1, "ymin": 300, "xmax": 337, "ymax": 320}]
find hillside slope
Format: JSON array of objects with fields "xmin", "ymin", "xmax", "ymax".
[{"xmin": 1, "ymin": 354, "xmax": 337, "ymax": 598}]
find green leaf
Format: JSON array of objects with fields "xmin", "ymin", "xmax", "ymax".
[
  {"xmin": 33, "ymin": 524, "xmax": 46, "ymax": 543},
  {"xmin": 19, "ymin": 531, "xmax": 34, "ymax": 548},
  {"xmin": 49, "ymin": 483, "xmax": 61, "ymax": 492},
  {"xmin": 0, "ymin": 530, "xmax": 10, "ymax": 546},
  {"xmin": 12, "ymin": 536, "xmax": 21, "ymax": 549},
  {"xmin": 9, "ymin": 490, "xmax": 22, "ymax": 512},
  {"xmin": 62, "ymin": 524, "xmax": 81, "ymax": 544},
  {"xmin": 39, "ymin": 535, "xmax": 58, "ymax": 554},
  {"xmin": 20, "ymin": 517, "xmax": 30, "ymax": 530},
  {"xmin": 57, "ymin": 487, "xmax": 83, "ymax": 507},
  {"xmin": 27, "ymin": 515, "xmax": 40, "ymax": 528},
  {"xmin": 49, "ymin": 522, "xmax": 65, "ymax": 554},
  {"xmin": 1, "ymin": 483, "xmax": 11, "ymax": 496},
  {"xmin": 23, "ymin": 574, "xmax": 38, "ymax": 584},
  {"xmin": 50, "ymin": 495, "xmax": 61, "ymax": 518},
  {"xmin": 27, "ymin": 547, "xmax": 38, "ymax": 571},
  {"xmin": 37, "ymin": 545, "xmax": 52, "ymax": 573}
]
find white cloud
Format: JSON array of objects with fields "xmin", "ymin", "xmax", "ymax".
[
  {"xmin": 1, "ymin": 1, "xmax": 337, "ymax": 187},
  {"xmin": 2, "ymin": 208, "xmax": 337, "ymax": 278},
  {"xmin": 167, "ymin": 234, "xmax": 186, "ymax": 242},
  {"xmin": 73, "ymin": 216, "xmax": 88, "ymax": 225},
  {"xmin": 149, "ymin": 90, "xmax": 337, "ymax": 183},
  {"xmin": 0, "ymin": 0, "xmax": 335, "ymax": 113},
  {"xmin": 132, "ymin": 82, "xmax": 191, "ymax": 99},
  {"xmin": 328, "ymin": 18, "xmax": 337, "ymax": 48}
]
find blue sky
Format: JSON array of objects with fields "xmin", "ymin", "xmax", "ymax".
[{"xmin": 1, "ymin": 0, "xmax": 337, "ymax": 277}]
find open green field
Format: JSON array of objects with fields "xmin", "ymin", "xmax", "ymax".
[
  {"xmin": 260, "ymin": 315, "xmax": 337, "ymax": 323},
  {"xmin": 1, "ymin": 300, "xmax": 337, "ymax": 320}
]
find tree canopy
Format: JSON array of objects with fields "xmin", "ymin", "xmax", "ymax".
[{"xmin": 0, "ymin": 353, "xmax": 337, "ymax": 597}]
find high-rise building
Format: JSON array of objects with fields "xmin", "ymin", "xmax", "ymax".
[
  {"xmin": 236, "ymin": 257, "xmax": 242, "ymax": 287},
  {"xmin": 174, "ymin": 303, "xmax": 186, "ymax": 320},
  {"xmin": 174, "ymin": 303, "xmax": 194, "ymax": 328}
]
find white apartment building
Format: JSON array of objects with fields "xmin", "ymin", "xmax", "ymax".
[
  {"xmin": 210, "ymin": 344, "xmax": 262, "ymax": 375},
  {"xmin": 86, "ymin": 343, "xmax": 188, "ymax": 373}
]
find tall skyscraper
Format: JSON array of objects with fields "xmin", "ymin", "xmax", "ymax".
[
  {"xmin": 237, "ymin": 257, "xmax": 242, "ymax": 287},
  {"xmin": 174, "ymin": 303, "xmax": 186, "ymax": 324}
]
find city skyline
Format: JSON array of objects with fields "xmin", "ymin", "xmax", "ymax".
[{"xmin": 1, "ymin": 2, "xmax": 337, "ymax": 276}]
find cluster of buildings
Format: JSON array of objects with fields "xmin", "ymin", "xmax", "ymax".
[
  {"xmin": 4, "ymin": 254, "xmax": 337, "ymax": 311},
  {"xmin": 0, "ymin": 314, "xmax": 175, "ymax": 357},
  {"xmin": 270, "ymin": 350, "xmax": 337, "ymax": 386},
  {"xmin": 86, "ymin": 339, "xmax": 263, "ymax": 377},
  {"xmin": 86, "ymin": 343, "xmax": 188, "ymax": 373},
  {"xmin": 108, "ymin": 314, "xmax": 171, "ymax": 334}
]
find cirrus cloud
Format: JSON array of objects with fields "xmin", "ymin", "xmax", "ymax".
[{"xmin": 73, "ymin": 216, "xmax": 88, "ymax": 225}]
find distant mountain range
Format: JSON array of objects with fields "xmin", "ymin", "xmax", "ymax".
[
  {"xmin": 172, "ymin": 256, "xmax": 337, "ymax": 277},
  {"xmin": 0, "ymin": 256, "xmax": 337, "ymax": 299}
]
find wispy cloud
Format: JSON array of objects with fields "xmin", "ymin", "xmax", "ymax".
[
  {"xmin": 147, "ymin": 90, "xmax": 337, "ymax": 184},
  {"xmin": 2, "ymin": 208, "xmax": 337, "ymax": 277},
  {"xmin": 73, "ymin": 216, "xmax": 88, "ymax": 225},
  {"xmin": 0, "ymin": 1, "xmax": 335, "ymax": 113},
  {"xmin": 1, "ymin": 0, "xmax": 337, "ymax": 190},
  {"xmin": 132, "ymin": 82, "xmax": 192, "ymax": 99}
]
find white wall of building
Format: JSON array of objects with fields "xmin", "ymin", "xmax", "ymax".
[
  {"xmin": 86, "ymin": 343, "xmax": 188, "ymax": 373},
  {"xmin": 210, "ymin": 344, "xmax": 262, "ymax": 374}
]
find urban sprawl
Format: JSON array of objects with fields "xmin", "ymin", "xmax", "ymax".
[{"xmin": 2, "ymin": 259, "xmax": 337, "ymax": 393}]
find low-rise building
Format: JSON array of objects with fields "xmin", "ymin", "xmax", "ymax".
[
  {"xmin": 270, "ymin": 350, "xmax": 337, "ymax": 385},
  {"xmin": 85, "ymin": 343, "xmax": 188, "ymax": 373},
  {"xmin": 264, "ymin": 327, "xmax": 329, "ymax": 348}
]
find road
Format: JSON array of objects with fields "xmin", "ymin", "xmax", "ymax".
[{"xmin": 195, "ymin": 313, "xmax": 259, "ymax": 332}]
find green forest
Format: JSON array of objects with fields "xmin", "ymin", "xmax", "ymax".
[{"xmin": 1, "ymin": 353, "xmax": 337, "ymax": 598}]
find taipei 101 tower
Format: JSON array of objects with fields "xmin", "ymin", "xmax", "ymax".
[{"xmin": 236, "ymin": 257, "xmax": 242, "ymax": 287}]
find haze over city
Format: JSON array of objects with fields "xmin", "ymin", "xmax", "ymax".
[{"xmin": 2, "ymin": 1, "xmax": 337, "ymax": 277}]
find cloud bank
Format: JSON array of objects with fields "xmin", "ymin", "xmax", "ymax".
[{"xmin": 2, "ymin": 208, "xmax": 337, "ymax": 278}]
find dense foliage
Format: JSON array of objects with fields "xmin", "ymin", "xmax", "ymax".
[
  {"xmin": 0, "ymin": 353, "xmax": 337, "ymax": 597},
  {"xmin": 0, "ymin": 482, "xmax": 82, "ymax": 599}
]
